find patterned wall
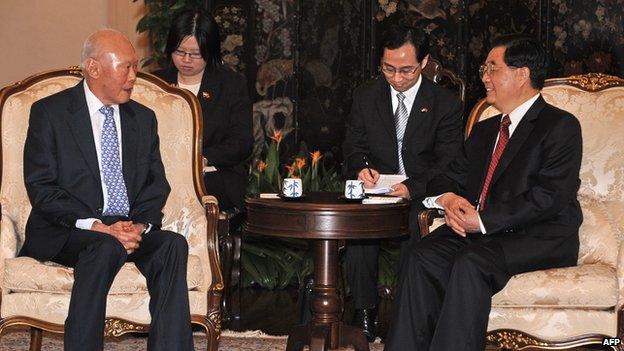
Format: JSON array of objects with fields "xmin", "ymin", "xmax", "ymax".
[
  {"xmin": 297, "ymin": 0, "xmax": 369, "ymax": 164},
  {"xmin": 372, "ymin": 0, "xmax": 623, "ymax": 112},
  {"xmin": 208, "ymin": 0, "xmax": 623, "ymax": 167}
]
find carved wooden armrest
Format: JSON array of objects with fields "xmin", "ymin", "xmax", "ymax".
[
  {"xmin": 202, "ymin": 195, "xmax": 219, "ymax": 206},
  {"xmin": 418, "ymin": 209, "xmax": 444, "ymax": 238}
]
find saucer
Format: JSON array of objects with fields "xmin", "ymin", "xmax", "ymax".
[
  {"xmin": 278, "ymin": 193, "xmax": 307, "ymax": 201},
  {"xmin": 338, "ymin": 195, "xmax": 368, "ymax": 203}
]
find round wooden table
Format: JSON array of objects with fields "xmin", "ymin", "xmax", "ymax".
[{"xmin": 245, "ymin": 192, "xmax": 409, "ymax": 351}]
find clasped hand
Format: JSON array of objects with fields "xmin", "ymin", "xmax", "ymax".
[
  {"xmin": 437, "ymin": 192, "xmax": 481, "ymax": 237},
  {"xmin": 92, "ymin": 221, "xmax": 144, "ymax": 254}
]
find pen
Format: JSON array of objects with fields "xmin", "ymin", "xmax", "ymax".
[{"xmin": 362, "ymin": 155, "xmax": 375, "ymax": 180}]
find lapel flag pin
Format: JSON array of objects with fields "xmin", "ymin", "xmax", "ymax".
[
  {"xmin": 202, "ymin": 92, "xmax": 211, "ymax": 99},
  {"xmin": 420, "ymin": 107, "xmax": 429, "ymax": 113}
]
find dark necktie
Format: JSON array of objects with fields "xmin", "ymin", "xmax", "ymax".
[
  {"xmin": 99, "ymin": 105, "xmax": 130, "ymax": 216},
  {"xmin": 478, "ymin": 115, "xmax": 511, "ymax": 210}
]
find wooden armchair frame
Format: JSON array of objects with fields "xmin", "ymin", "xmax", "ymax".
[
  {"xmin": 0, "ymin": 68, "xmax": 224, "ymax": 351},
  {"xmin": 418, "ymin": 73, "xmax": 624, "ymax": 350}
]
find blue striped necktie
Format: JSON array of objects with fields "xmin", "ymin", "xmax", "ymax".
[{"xmin": 394, "ymin": 92, "xmax": 409, "ymax": 175}]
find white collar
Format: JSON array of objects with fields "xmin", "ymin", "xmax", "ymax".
[
  {"xmin": 389, "ymin": 74, "xmax": 422, "ymax": 102},
  {"xmin": 506, "ymin": 93, "xmax": 541, "ymax": 135},
  {"xmin": 83, "ymin": 81, "xmax": 119, "ymax": 117}
]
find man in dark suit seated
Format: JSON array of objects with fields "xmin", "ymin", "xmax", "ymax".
[
  {"xmin": 384, "ymin": 35, "xmax": 583, "ymax": 351},
  {"xmin": 342, "ymin": 25, "xmax": 463, "ymax": 340},
  {"xmin": 20, "ymin": 29, "xmax": 194, "ymax": 351}
]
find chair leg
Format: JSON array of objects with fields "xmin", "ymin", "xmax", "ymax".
[
  {"xmin": 230, "ymin": 230, "xmax": 242, "ymax": 324},
  {"xmin": 220, "ymin": 237, "xmax": 234, "ymax": 323},
  {"xmin": 29, "ymin": 327, "xmax": 42, "ymax": 351},
  {"xmin": 218, "ymin": 214, "xmax": 234, "ymax": 324}
]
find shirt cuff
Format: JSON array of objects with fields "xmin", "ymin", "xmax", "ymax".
[
  {"xmin": 143, "ymin": 222, "xmax": 153, "ymax": 234},
  {"xmin": 422, "ymin": 195, "xmax": 444, "ymax": 210},
  {"xmin": 76, "ymin": 218, "xmax": 101, "ymax": 230},
  {"xmin": 478, "ymin": 213, "xmax": 487, "ymax": 234}
]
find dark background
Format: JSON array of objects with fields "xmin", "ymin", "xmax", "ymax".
[{"xmin": 205, "ymin": 0, "xmax": 623, "ymax": 167}]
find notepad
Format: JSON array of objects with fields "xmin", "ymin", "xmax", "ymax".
[
  {"xmin": 364, "ymin": 174, "xmax": 407, "ymax": 194},
  {"xmin": 362, "ymin": 196, "xmax": 403, "ymax": 204}
]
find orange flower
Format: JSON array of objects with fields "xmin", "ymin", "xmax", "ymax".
[
  {"xmin": 257, "ymin": 160, "xmax": 267, "ymax": 173},
  {"xmin": 269, "ymin": 129, "xmax": 283, "ymax": 144},
  {"xmin": 295, "ymin": 157, "xmax": 306, "ymax": 170},
  {"xmin": 310, "ymin": 151, "xmax": 323, "ymax": 167},
  {"xmin": 285, "ymin": 162, "xmax": 297, "ymax": 177}
]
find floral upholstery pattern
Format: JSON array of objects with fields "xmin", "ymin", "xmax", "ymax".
[
  {"xmin": 0, "ymin": 72, "xmax": 218, "ymax": 329},
  {"xmin": 471, "ymin": 75, "xmax": 624, "ymax": 343},
  {"xmin": 3, "ymin": 255, "xmax": 203, "ymax": 294},
  {"xmin": 491, "ymin": 264, "xmax": 616, "ymax": 309},
  {"xmin": 488, "ymin": 308, "xmax": 616, "ymax": 339}
]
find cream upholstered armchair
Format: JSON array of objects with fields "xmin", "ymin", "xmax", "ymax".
[
  {"xmin": 0, "ymin": 68, "xmax": 223, "ymax": 351},
  {"xmin": 420, "ymin": 73, "xmax": 624, "ymax": 350}
]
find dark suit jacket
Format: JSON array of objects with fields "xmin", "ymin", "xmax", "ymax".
[
  {"xmin": 343, "ymin": 76, "xmax": 464, "ymax": 203},
  {"xmin": 20, "ymin": 81, "xmax": 170, "ymax": 261},
  {"xmin": 154, "ymin": 66, "xmax": 253, "ymax": 211},
  {"xmin": 428, "ymin": 96, "xmax": 583, "ymax": 274}
]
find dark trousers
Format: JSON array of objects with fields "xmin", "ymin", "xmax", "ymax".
[
  {"xmin": 346, "ymin": 207, "xmax": 421, "ymax": 309},
  {"xmin": 384, "ymin": 226, "xmax": 511, "ymax": 351},
  {"xmin": 51, "ymin": 228, "xmax": 194, "ymax": 351}
]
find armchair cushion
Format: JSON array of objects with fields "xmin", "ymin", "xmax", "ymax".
[
  {"xmin": 0, "ymin": 70, "xmax": 222, "ymax": 346},
  {"xmin": 492, "ymin": 264, "xmax": 616, "ymax": 309},
  {"xmin": 3, "ymin": 255, "xmax": 203, "ymax": 295},
  {"xmin": 577, "ymin": 196, "xmax": 618, "ymax": 267}
]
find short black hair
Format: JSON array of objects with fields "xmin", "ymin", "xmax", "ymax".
[
  {"xmin": 491, "ymin": 34, "xmax": 548, "ymax": 89},
  {"xmin": 381, "ymin": 25, "xmax": 429, "ymax": 63},
  {"xmin": 164, "ymin": 9, "xmax": 222, "ymax": 72}
]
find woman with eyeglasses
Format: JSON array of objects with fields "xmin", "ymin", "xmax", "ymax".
[{"xmin": 155, "ymin": 9, "xmax": 253, "ymax": 213}]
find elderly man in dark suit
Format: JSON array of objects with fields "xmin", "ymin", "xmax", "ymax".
[
  {"xmin": 20, "ymin": 29, "xmax": 193, "ymax": 351},
  {"xmin": 342, "ymin": 25, "xmax": 463, "ymax": 340},
  {"xmin": 384, "ymin": 35, "xmax": 583, "ymax": 351}
]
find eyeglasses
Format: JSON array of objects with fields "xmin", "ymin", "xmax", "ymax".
[
  {"xmin": 173, "ymin": 49, "xmax": 203, "ymax": 60},
  {"xmin": 379, "ymin": 63, "xmax": 421, "ymax": 77},
  {"xmin": 479, "ymin": 63, "xmax": 518, "ymax": 78}
]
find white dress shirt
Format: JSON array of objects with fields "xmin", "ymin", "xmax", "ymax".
[
  {"xmin": 389, "ymin": 74, "xmax": 422, "ymax": 116},
  {"xmin": 422, "ymin": 93, "xmax": 541, "ymax": 234},
  {"xmin": 75, "ymin": 82, "xmax": 123, "ymax": 230},
  {"xmin": 389, "ymin": 75, "xmax": 422, "ymax": 175},
  {"xmin": 177, "ymin": 81, "xmax": 201, "ymax": 96}
]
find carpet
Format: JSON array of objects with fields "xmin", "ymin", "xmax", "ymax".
[{"xmin": 0, "ymin": 328, "xmax": 384, "ymax": 350}]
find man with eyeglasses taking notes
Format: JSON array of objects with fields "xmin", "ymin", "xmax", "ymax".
[
  {"xmin": 384, "ymin": 35, "xmax": 583, "ymax": 351},
  {"xmin": 342, "ymin": 25, "xmax": 463, "ymax": 340}
]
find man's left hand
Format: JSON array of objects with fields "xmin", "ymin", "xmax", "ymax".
[
  {"xmin": 454, "ymin": 204, "xmax": 481, "ymax": 233},
  {"xmin": 121, "ymin": 222, "xmax": 145, "ymax": 236},
  {"xmin": 387, "ymin": 182, "xmax": 410, "ymax": 199}
]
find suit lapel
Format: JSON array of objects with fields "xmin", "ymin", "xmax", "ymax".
[
  {"xmin": 119, "ymin": 103, "xmax": 138, "ymax": 201},
  {"xmin": 375, "ymin": 80, "xmax": 398, "ymax": 143},
  {"xmin": 403, "ymin": 78, "xmax": 433, "ymax": 142},
  {"xmin": 66, "ymin": 82, "xmax": 101, "ymax": 184},
  {"xmin": 490, "ymin": 96, "xmax": 545, "ymax": 185},
  {"xmin": 471, "ymin": 117, "xmax": 502, "ymax": 202},
  {"xmin": 198, "ymin": 69, "xmax": 221, "ymax": 112}
]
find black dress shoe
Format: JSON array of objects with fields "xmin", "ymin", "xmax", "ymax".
[{"xmin": 353, "ymin": 308, "xmax": 377, "ymax": 342}]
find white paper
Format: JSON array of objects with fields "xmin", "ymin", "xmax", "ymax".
[
  {"xmin": 364, "ymin": 174, "xmax": 407, "ymax": 194},
  {"xmin": 259, "ymin": 193, "xmax": 280, "ymax": 199},
  {"xmin": 362, "ymin": 196, "xmax": 403, "ymax": 204}
]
